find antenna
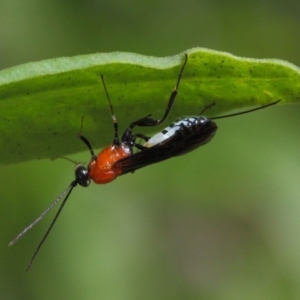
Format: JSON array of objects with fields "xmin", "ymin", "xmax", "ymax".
[
  {"xmin": 9, "ymin": 181, "xmax": 78, "ymax": 271},
  {"xmin": 210, "ymin": 100, "xmax": 281, "ymax": 120}
]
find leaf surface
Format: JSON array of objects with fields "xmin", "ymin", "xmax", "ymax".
[{"xmin": 0, "ymin": 48, "xmax": 299, "ymax": 164}]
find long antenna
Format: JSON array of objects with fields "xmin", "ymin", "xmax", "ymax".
[
  {"xmin": 211, "ymin": 100, "xmax": 281, "ymax": 120},
  {"xmin": 25, "ymin": 181, "xmax": 77, "ymax": 272},
  {"xmin": 9, "ymin": 180, "xmax": 77, "ymax": 271}
]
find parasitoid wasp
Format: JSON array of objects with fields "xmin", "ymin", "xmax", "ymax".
[
  {"xmin": 9, "ymin": 53, "xmax": 188, "ymax": 271},
  {"xmin": 9, "ymin": 53, "xmax": 280, "ymax": 271},
  {"xmin": 115, "ymin": 99, "xmax": 280, "ymax": 174}
]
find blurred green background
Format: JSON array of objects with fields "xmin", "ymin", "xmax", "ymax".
[{"xmin": 1, "ymin": 0, "xmax": 300, "ymax": 299}]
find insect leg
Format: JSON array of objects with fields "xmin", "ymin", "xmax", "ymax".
[
  {"xmin": 131, "ymin": 133, "xmax": 151, "ymax": 151},
  {"xmin": 121, "ymin": 53, "xmax": 188, "ymax": 142},
  {"xmin": 78, "ymin": 116, "xmax": 96, "ymax": 159},
  {"xmin": 100, "ymin": 75, "xmax": 119, "ymax": 144},
  {"xmin": 135, "ymin": 132, "xmax": 150, "ymax": 142}
]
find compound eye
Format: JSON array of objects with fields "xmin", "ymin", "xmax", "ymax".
[{"xmin": 75, "ymin": 165, "xmax": 91, "ymax": 187}]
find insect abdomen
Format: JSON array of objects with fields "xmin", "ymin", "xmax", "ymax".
[{"xmin": 145, "ymin": 116, "xmax": 217, "ymax": 148}]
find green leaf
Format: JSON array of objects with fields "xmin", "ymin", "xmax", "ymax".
[{"xmin": 0, "ymin": 47, "xmax": 299, "ymax": 164}]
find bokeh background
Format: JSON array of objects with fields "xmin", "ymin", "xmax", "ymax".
[{"xmin": 1, "ymin": 1, "xmax": 300, "ymax": 299}]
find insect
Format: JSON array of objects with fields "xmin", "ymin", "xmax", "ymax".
[
  {"xmin": 9, "ymin": 52, "xmax": 280, "ymax": 271},
  {"xmin": 115, "ymin": 99, "xmax": 280, "ymax": 175},
  {"xmin": 9, "ymin": 53, "xmax": 189, "ymax": 271}
]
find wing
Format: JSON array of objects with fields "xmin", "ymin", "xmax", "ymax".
[{"xmin": 115, "ymin": 120, "xmax": 217, "ymax": 175}]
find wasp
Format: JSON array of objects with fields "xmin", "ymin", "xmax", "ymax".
[{"xmin": 9, "ymin": 53, "xmax": 280, "ymax": 271}]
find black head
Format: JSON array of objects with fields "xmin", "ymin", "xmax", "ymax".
[{"xmin": 75, "ymin": 164, "xmax": 91, "ymax": 187}]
